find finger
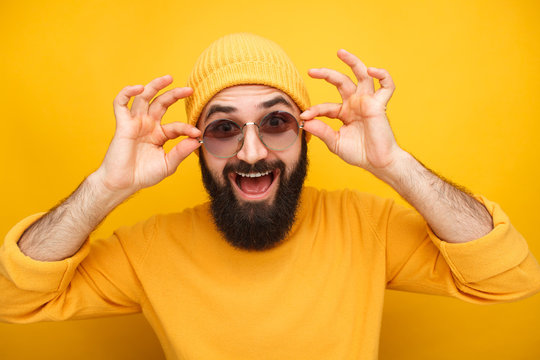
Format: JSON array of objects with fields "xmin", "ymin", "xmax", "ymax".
[
  {"xmin": 300, "ymin": 103, "xmax": 342, "ymax": 121},
  {"xmin": 161, "ymin": 121, "xmax": 201, "ymax": 143},
  {"xmin": 302, "ymin": 118, "xmax": 338, "ymax": 153},
  {"xmin": 113, "ymin": 85, "xmax": 144, "ymax": 121},
  {"xmin": 307, "ymin": 68, "xmax": 356, "ymax": 100},
  {"xmin": 337, "ymin": 49, "xmax": 375, "ymax": 94},
  {"xmin": 131, "ymin": 75, "xmax": 174, "ymax": 115},
  {"xmin": 148, "ymin": 87, "xmax": 193, "ymax": 120},
  {"xmin": 367, "ymin": 67, "xmax": 395, "ymax": 104},
  {"xmin": 165, "ymin": 138, "xmax": 202, "ymax": 176}
]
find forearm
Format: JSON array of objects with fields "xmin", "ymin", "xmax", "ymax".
[
  {"xmin": 18, "ymin": 172, "xmax": 130, "ymax": 261},
  {"xmin": 376, "ymin": 150, "xmax": 494, "ymax": 243}
]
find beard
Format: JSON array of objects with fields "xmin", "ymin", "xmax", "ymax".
[{"xmin": 199, "ymin": 135, "xmax": 308, "ymax": 251}]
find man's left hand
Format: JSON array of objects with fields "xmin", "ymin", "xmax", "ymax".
[{"xmin": 300, "ymin": 50, "xmax": 402, "ymax": 176}]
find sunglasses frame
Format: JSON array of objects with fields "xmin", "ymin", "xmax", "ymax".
[{"xmin": 199, "ymin": 110, "xmax": 304, "ymax": 159}]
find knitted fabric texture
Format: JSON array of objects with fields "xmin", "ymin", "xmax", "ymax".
[{"xmin": 185, "ymin": 33, "xmax": 311, "ymax": 127}]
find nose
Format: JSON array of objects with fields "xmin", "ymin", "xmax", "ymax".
[{"xmin": 236, "ymin": 123, "xmax": 268, "ymax": 164}]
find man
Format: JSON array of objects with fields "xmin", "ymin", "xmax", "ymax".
[{"xmin": 1, "ymin": 33, "xmax": 539, "ymax": 359}]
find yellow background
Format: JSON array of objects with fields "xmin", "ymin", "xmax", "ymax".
[{"xmin": 1, "ymin": 0, "xmax": 539, "ymax": 359}]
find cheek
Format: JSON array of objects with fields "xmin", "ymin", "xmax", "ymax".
[
  {"xmin": 202, "ymin": 149, "xmax": 228, "ymax": 184},
  {"xmin": 280, "ymin": 141, "xmax": 303, "ymax": 174}
]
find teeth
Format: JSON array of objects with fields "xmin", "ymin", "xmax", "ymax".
[{"xmin": 236, "ymin": 170, "xmax": 272, "ymax": 178}]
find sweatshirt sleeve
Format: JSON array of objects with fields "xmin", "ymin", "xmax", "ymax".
[
  {"xmin": 383, "ymin": 195, "xmax": 540, "ymax": 303},
  {"xmin": 0, "ymin": 214, "xmax": 146, "ymax": 323}
]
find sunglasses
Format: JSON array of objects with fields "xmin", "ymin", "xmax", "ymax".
[{"xmin": 199, "ymin": 111, "xmax": 304, "ymax": 158}]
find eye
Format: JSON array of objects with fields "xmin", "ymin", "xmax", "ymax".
[
  {"xmin": 205, "ymin": 120, "xmax": 241, "ymax": 139},
  {"xmin": 260, "ymin": 112, "xmax": 296, "ymax": 134},
  {"xmin": 268, "ymin": 117, "xmax": 284, "ymax": 127}
]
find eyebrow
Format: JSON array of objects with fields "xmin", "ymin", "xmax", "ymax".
[
  {"xmin": 204, "ymin": 95, "xmax": 294, "ymax": 124},
  {"xmin": 205, "ymin": 105, "xmax": 237, "ymax": 122},
  {"xmin": 258, "ymin": 96, "xmax": 294, "ymax": 110}
]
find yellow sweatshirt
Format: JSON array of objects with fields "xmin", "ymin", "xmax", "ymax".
[{"xmin": 1, "ymin": 187, "xmax": 540, "ymax": 359}]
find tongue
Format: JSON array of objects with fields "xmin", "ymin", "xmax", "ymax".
[{"xmin": 238, "ymin": 174, "xmax": 272, "ymax": 194}]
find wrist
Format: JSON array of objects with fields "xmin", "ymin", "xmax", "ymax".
[
  {"xmin": 368, "ymin": 148, "xmax": 415, "ymax": 188},
  {"xmin": 86, "ymin": 170, "xmax": 134, "ymax": 210}
]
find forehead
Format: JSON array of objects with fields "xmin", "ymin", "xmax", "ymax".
[{"xmin": 203, "ymin": 85, "xmax": 298, "ymax": 111}]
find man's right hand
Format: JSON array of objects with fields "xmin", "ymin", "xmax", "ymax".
[
  {"xmin": 94, "ymin": 75, "xmax": 201, "ymax": 198},
  {"xmin": 17, "ymin": 75, "xmax": 200, "ymax": 261}
]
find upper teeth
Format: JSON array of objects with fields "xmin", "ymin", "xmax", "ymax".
[{"xmin": 236, "ymin": 170, "xmax": 272, "ymax": 178}]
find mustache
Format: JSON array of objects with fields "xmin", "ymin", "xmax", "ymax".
[{"xmin": 222, "ymin": 159, "xmax": 286, "ymax": 177}]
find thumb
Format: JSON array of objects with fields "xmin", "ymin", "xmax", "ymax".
[
  {"xmin": 165, "ymin": 138, "xmax": 202, "ymax": 176},
  {"xmin": 302, "ymin": 119, "xmax": 338, "ymax": 153}
]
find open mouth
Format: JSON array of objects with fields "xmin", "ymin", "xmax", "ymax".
[{"xmin": 229, "ymin": 169, "xmax": 280, "ymax": 200}]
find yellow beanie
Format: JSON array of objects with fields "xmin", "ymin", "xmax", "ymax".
[{"xmin": 185, "ymin": 33, "xmax": 311, "ymax": 127}]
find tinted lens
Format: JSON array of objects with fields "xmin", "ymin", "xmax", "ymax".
[
  {"xmin": 259, "ymin": 111, "xmax": 300, "ymax": 150},
  {"xmin": 203, "ymin": 119, "xmax": 243, "ymax": 158}
]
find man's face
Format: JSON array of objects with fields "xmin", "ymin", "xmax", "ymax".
[{"xmin": 197, "ymin": 85, "xmax": 308, "ymax": 251}]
